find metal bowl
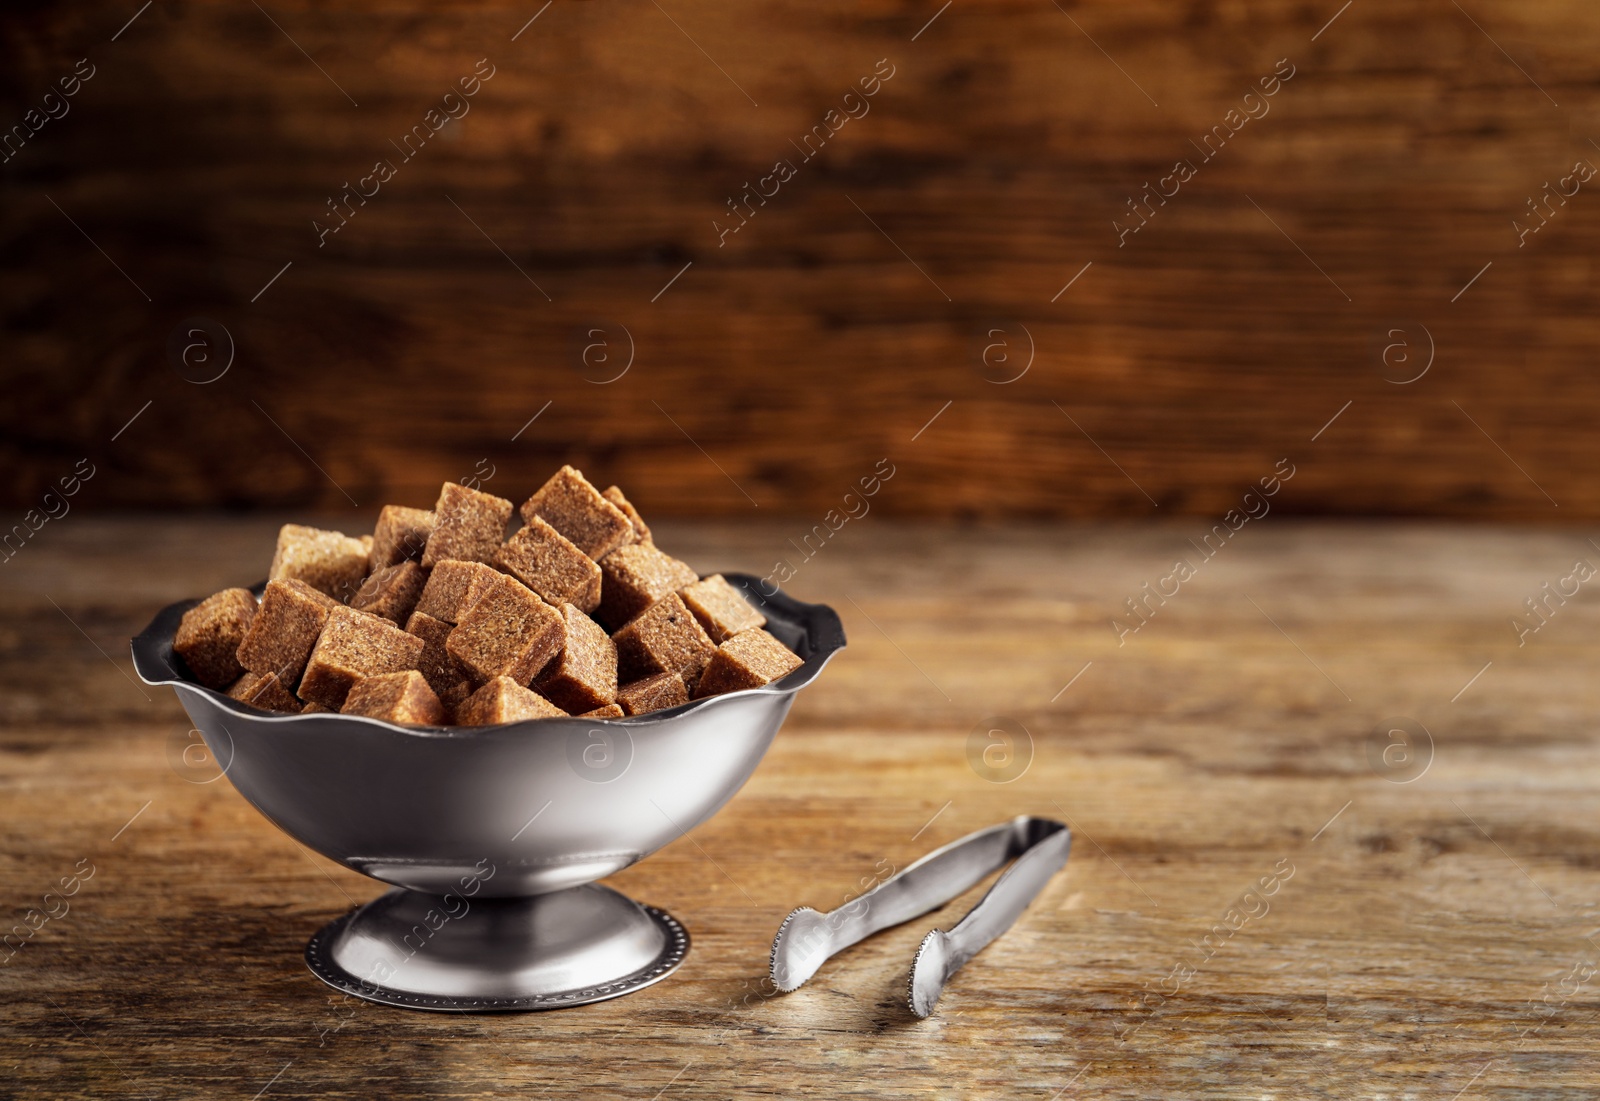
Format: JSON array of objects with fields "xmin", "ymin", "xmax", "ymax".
[{"xmin": 131, "ymin": 574, "xmax": 844, "ymax": 1012}]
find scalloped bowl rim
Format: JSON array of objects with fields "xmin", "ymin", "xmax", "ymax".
[{"xmin": 131, "ymin": 572, "xmax": 845, "ymax": 740}]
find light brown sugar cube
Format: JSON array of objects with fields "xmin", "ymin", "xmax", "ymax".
[
  {"xmin": 445, "ymin": 574, "xmax": 564, "ymax": 686},
  {"xmin": 298, "ymin": 606, "xmax": 425, "ymax": 710},
  {"xmin": 350, "ymin": 560, "xmax": 427, "ymax": 625},
  {"xmin": 422, "ymin": 482, "xmax": 513, "ymax": 568},
  {"xmin": 602, "ymin": 485, "xmax": 652, "ymax": 546},
  {"xmin": 595, "ymin": 543, "xmax": 698, "ymax": 630},
  {"xmin": 175, "ymin": 587, "xmax": 257, "ymax": 689},
  {"xmin": 679, "ymin": 574, "xmax": 765, "ymax": 644},
  {"xmin": 225, "ymin": 669, "xmax": 303, "ymax": 713},
  {"xmin": 615, "ymin": 671, "xmax": 688, "ymax": 716},
  {"xmin": 455, "ymin": 676, "xmax": 567, "ymax": 725},
  {"xmin": 519, "ymin": 465, "xmax": 633, "ymax": 560},
  {"xmin": 369, "ymin": 506, "xmax": 435, "ymax": 570},
  {"xmin": 340, "ymin": 670, "xmax": 446, "ymax": 725},
  {"xmin": 612, "ymin": 593, "xmax": 717, "ymax": 686},
  {"xmin": 533, "ymin": 602, "xmax": 617, "ymax": 714},
  {"xmin": 268, "ymin": 524, "xmax": 369, "ymax": 602},
  {"xmin": 693, "ymin": 628, "xmax": 803, "ymax": 699},
  {"xmin": 497, "ymin": 516, "xmax": 602, "ymax": 614},
  {"xmin": 235, "ymin": 579, "xmax": 336, "ymax": 686},
  {"xmin": 414, "ymin": 559, "xmax": 502, "ymax": 624}
]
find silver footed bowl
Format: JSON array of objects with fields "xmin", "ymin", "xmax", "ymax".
[{"xmin": 131, "ymin": 574, "xmax": 845, "ymax": 1013}]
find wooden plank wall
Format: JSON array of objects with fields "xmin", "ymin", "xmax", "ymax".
[{"xmin": 2, "ymin": 0, "xmax": 1598, "ymax": 520}]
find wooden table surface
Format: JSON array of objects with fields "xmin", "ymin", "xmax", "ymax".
[{"xmin": 2, "ymin": 517, "xmax": 1597, "ymax": 1099}]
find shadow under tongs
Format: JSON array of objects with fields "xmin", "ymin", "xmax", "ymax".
[{"xmin": 710, "ymin": 968, "xmax": 930, "ymax": 1036}]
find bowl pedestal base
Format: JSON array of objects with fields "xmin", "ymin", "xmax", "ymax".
[{"xmin": 304, "ymin": 884, "xmax": 689, "ymax": 1012}]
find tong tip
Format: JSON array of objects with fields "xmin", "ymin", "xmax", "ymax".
[
  {"xmin": 907, "ymin": 929, "xmax": 950, "ymax": 1018},
  {"xmin": 768, "ymin": 906, "xmax": 831, "ymax": 993}
]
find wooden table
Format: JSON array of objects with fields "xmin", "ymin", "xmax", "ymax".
[{"xmin": 3, "ymin": 518, "xmax": 1596, "ymax": 1099}]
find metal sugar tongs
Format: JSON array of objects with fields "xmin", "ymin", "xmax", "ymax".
[{"xmin": 769, "ymin": 815, "xmax": 1071, "ymax": 1017}]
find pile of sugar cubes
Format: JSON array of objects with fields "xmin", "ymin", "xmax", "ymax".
[{"xmin": 172, "ymin": 466, "xmax": 803, "ymax": 726}]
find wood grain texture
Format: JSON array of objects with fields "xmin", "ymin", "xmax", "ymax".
[
  {"xmin": 2, "ymin": 517, "xmax": 1598, "ymax": 1098},
  {"xmin": 4, "ymin": 2, "xmax": 1600, "ymax": 519}
]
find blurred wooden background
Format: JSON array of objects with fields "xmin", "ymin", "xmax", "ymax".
[{"xmin": 3, "ymin": 0, "xmax": 1599, "ymax": 520}]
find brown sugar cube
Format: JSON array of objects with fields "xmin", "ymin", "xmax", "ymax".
[
  {"xmin": 533, "ymin": 603, "xmax": 617, "ymax": 714},
  {"xmin": 580, "ymin": 703, "xmax": 625, "ymax": 719},
  {"xmin": 613, "ymin": 593, "xmax": 718, "ymax": 686},
  {"xmin": 404, "ymin": 611, "xmax": 476, "ymax": 715},
  {"xmin": 497, "ymin": 517, "xmax": 602, "ymax": 614},
  {"xmin": 226, "ymin": 670, "xmax": 303, "ymax": 713},
  {"xmin": 301, "ymin": 702, "xmax": 333, "ymax": 714},
  {"xmin": 679, "ymin": 574, "xmax": 765, "ymax": 644},
  {"xmin": 422, "ymin": 482, "xmax": 513, "ymax": 568},
  {"xmin": 369, "ymin": 506, "xmax": 436, "ymax": 570},
  {"xmin": 519, "ymin": 465, "xmax": 633, "ymax": 561},
  {"xmin": 602, "ymin": 486, "xmax": 652, "ymax": 546},
  {"xmin": 350, "ymin": 561, "xmax": 428, "ymax": 625},
  {"xmin": 174, "ymin": 588, "xmax": 257, "ymax": 689},
  {"xmin": 340, "ymin": 670, "xmax": 446, "ymax": 726},
  {"xmin": 694, "ymin": 628, "xmax": 804, "ymax": 699},
  {"xmin": 615, "ymin": 672, "xmax": 688, "ymax": 716},
  {"xmin": 456, "ymin": 676, "xmax": 567, "ymax": 725},
  {"xmin": 235, "ymin": 579, "xmax": 337, "ymax": 686},
  {"xmin": 298, "ymin": 605, "xmax": 425, "ymax": 710},
  {"xmin": 414, "ymin": 559, "xmax": 502, "ymax": 624},
  {"xmin": 445, "ymin": 574, "xmax": 564, "ymax": 686},
  {"xmin": 595, "ymin": 543, "xmax": 699, "ymax": 630},
  {"xmin": 268, "ymin": 524, "xmax": 370, "ymax": 602}
]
